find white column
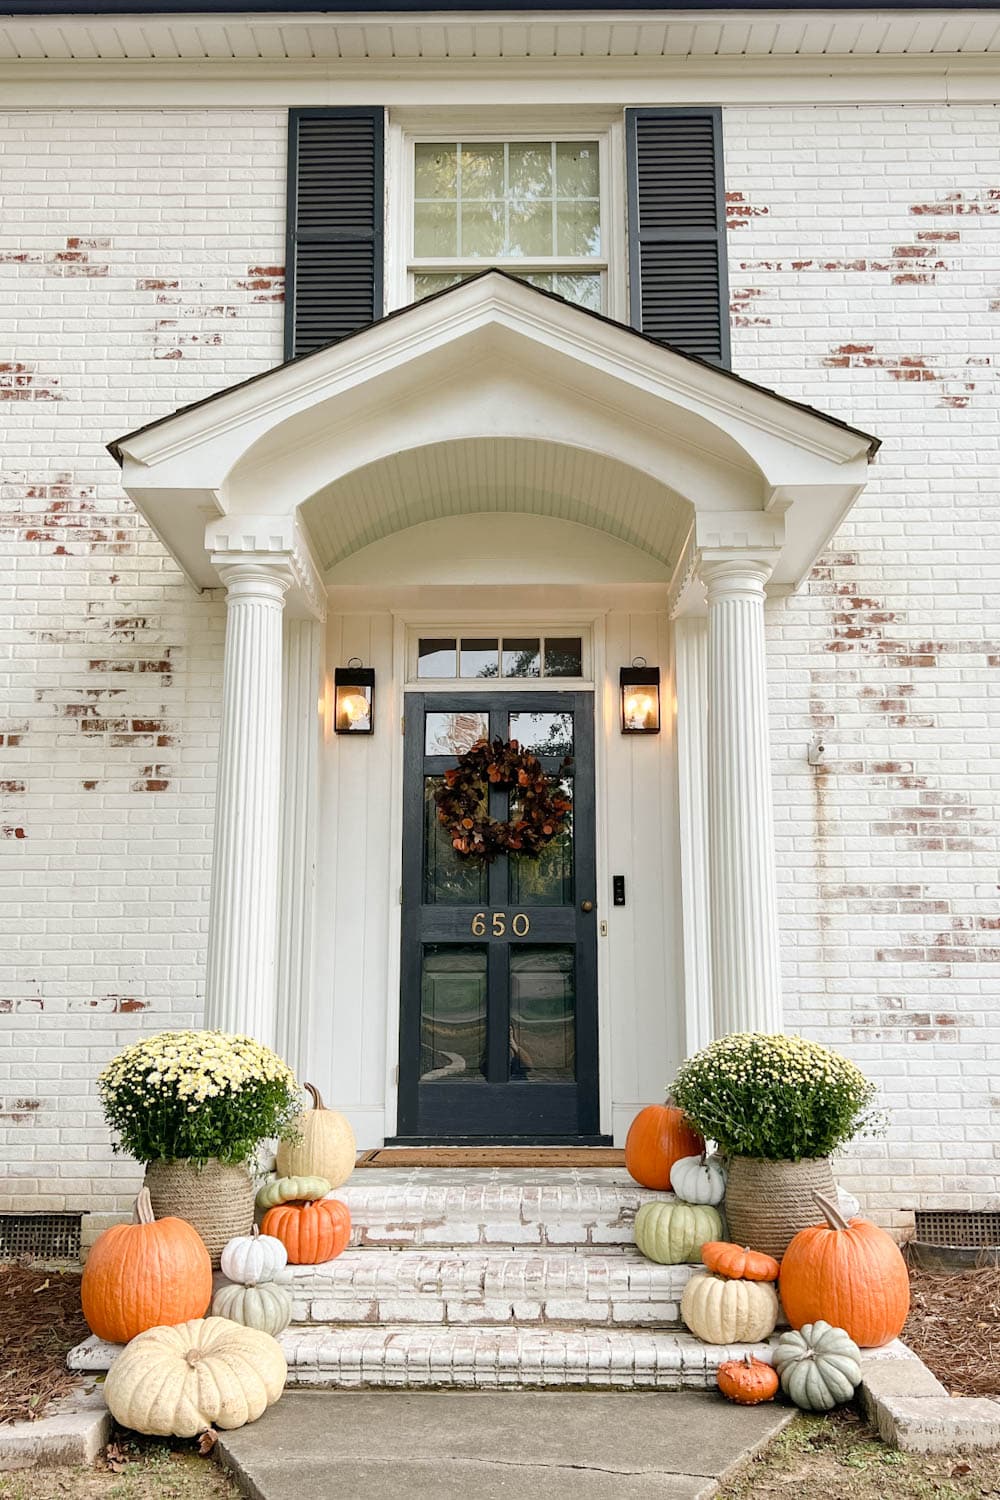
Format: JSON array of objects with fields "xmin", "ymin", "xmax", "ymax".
[
  {"xmin": 275, "ymin": 617, "xmax": 323, "ymax": 1075},
  {"xmin": 204, "ymin": 561, "xmax": 291, "ymax": 1046},
  {"xmin": 673, "ymin": 617, "xmax": 713, "ymax": 1054},
  {"xmin": 702, "ymin": 555, "xmax": 783, "ymax": 1036}
]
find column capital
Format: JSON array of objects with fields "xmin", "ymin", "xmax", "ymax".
[
  {"xmin": 698, "ymin": 552, "xmax": 779, "ymax": 604},
  {"xmin": 206, "ymin": 513, "xmax": 326, "ymax": 623},
  {"xmin": 215, "ymin": 558, "xmax": 294, "ymax": 606}
]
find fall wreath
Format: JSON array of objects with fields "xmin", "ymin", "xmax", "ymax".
[{"xmin": 434, "ymin": 736, "xmax": 572, "ymax": 861}]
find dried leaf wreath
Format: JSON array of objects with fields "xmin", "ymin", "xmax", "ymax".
[{"xmin": 434, "ymin": 736, "xmax": 573, "ymax": 861}]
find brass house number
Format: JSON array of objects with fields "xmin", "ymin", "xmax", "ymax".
[{"xmin": 471, "ymin": 912, "xmax": 531, "ymax": 937}]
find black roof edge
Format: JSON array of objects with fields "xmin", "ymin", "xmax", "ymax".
[
  {"xmin": 107, "ymin": 267, "xmax": 880, "ymax": 467},
  {"xmin": 8, "ymin": 1, "xmax": 1000, "ymax": 12}
]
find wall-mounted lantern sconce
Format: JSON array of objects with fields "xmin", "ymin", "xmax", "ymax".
[
  {"xmin": 334, "ymin": 658, "xmax": 375, "ymax": 735},
  {"xmin": 620, "ymin": 657, "xmax": 660, "ymax": 734}
]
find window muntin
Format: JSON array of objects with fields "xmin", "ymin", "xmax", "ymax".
[{"xmin": 410, "ymin": 139, "xmax": 605, "ymax": 313}]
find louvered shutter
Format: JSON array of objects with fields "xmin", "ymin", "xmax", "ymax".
[
  {"xmin": 285, "ymin": 108, "xmax": 385, "ymax": 360},
  {"xmin": 625, "ymin": 108, "xmax": 730, "ymax": 368}
]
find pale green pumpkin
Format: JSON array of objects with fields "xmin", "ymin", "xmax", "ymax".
[
  {"xmin": 772, "ymin": 1321, "xmax": 862, "ymax": 1411},
  {"xmin": 634, "ymin": 1200, "xmax": 723, "ymax": 1264},
  {"xmin": 255, "ymin": 1174, "xmax": 332, "ymax": 1211},
  {"xmin": 212, "ymin": 1278, "xmax": 294, "ymax": 1337}
]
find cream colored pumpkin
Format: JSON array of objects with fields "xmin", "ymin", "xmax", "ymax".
[
  {"xmin": 681, "ymin": 1272, "xmax": 779, "ymax": 1344},
  {"xmin": 276, "ymin": 1083, "xmax": 356, "ymax": 1189},
  {"xmin": 669, "ymin": 1153, "xmax": 727, "ymax": 1207},
  {"xmin": 634, "ymin": 1201, "xmax": 723, "ymax": 1265},
  {"xmin": 103, "ymin": 1317, "xmax": 287, "ymax": 1437},
  {"xmin": 212, "ymin": 1279, "xmax": 293, "ymax": 1337},
  {"xmin": 255, "ymin": 1174, "xmax": 332, "ymax": 1211}
]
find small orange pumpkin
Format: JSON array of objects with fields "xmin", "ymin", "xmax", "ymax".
[
  {"xmin": 261, "ymin": 1197, "xmax": 351, "ymax": 1265},
  {"xmin": 81, "ymin": 1187, "xmax": 212, "ymax": 1344},
  {"xmin": 625, "ymin": 1101, "xmax": 704, "ymax": 1191},
  {"xmin": 779, "ymin": 1192, "xmax": 910, "ymax": 1348},
  {"xmin": 717, "ymin": 1353, "xmax": 779, "ymax": 1406},
  {"xmin": 701, "ymin": 1242, "xmax": 781, "ymax": 1282}
]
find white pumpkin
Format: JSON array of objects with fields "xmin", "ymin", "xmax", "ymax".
[
  {"xmin": 669, "ymin": 1152, "xmax": 727, "ymax": 1207},
  {"xmin": 276, "ymin": 1082, "xmax": 356, "ymax": 1189},
  {"xmin": 220, "ymin": 1226, "xmax": 288, "ymax": 1287},
  {"xmin": 681, "ymin": 1272, "xmax": 779, "ymax": 1344},
  {"xmin": 634, "ymin": 1201, "xmax": 723, "ymax": 1265},
  {"xmin": 103, "ymin": 1316, "xmax": 286, "ymax": 1437},
  {"xmin": 212, "ymin": 1279, "xmax": 293, "ymax": 1337},
  {"xmin": 772, "ymin": 1321, "xmax": 863, "ymax": 1411}
]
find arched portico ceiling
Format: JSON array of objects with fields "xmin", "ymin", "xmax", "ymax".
[{"xmin": 109, "ymin": 270, "xmax": 878, "ymax": 606}]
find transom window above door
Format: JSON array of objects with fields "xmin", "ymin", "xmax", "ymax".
[
  {"xmin": 410, "ymin": 139, "xmax": 605, "ymax": 313},
  {"xmin": 415, "ymin": 634, "xmax": 585, "ymax": 681}
]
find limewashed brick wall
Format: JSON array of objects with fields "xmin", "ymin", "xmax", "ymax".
[{"xmin": 1, "ymin": 101, "xmax": 997, "ymax": 1227}]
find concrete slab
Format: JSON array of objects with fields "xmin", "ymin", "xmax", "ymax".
[
  {"xmin": 217, "ymin": 1390, "xmax": 794, "ymax": 1500},
  {"xmin": 0, "ymin": 1385, "xmax": 110, "ymax": 1471}
]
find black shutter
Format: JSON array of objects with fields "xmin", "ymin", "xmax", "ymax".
[
  {"xmin": 625, "ymin": 108, "xmax": 730, "ymax": 368},
  {"xmin": 285, "ymin": 108, "xmax": 385, "ymax": 361}
]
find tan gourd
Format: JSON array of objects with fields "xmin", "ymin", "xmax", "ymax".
[
  {"xmin": 276, "ymin": 1083, "xmax": 356, "ymax": 1189},
  {"xmin": 681, "ymin": 1272, "xmax": 779, "ymax": 1344}
]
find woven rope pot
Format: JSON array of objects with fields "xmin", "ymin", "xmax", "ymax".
[
  {"xmin": 143, "ymin": 1158, "xmax": 254, "ymax": 1267},
  {"xmin": 724, "ymin": 1156, "xmax": 837, "ymax": 1258}
]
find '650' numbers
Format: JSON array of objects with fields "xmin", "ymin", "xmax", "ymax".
[{"xmin": 471, "ymin": 911, "xmax": 530, "ymax": 937}]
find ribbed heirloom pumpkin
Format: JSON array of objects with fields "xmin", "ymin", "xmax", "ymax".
[
  {"xmin": 701, "ymin": 1242, "xmax": 780, "ymax": 1283},
  {"xmin": 276, "ymin": 1082, "xmax": 356, "ymax": 1190},
  {"xmin": 634, "ymin": 1201, "xmax": 722, "ymax": 1265},
  {"xmin": 255, "ymin": 1174, "xmax": 332, "ymax": 1211},
  {"xmin": 262, "ymin": 1197, "xmax": 351, "ymax": 1265},
  {"xmin": 625, "ymin": 1101, "xmax": 704, "ymax": 1191},
  {"xmin": 681, "ymin": 1272, "xmax": 779, "ymax": 1344},
  {"xmin": 717, "ymin": 1353, "xmax": 779, "ymax": 1406},
  {"xmin": 81, "ymin": 1188, "xmax": 212, "ymax": 1344},
  {"xmin": 779, "ymin": 1192, "xmax": 910, "ymax": 1347}
]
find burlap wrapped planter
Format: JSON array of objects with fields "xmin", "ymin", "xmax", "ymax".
[
  {"xmin": 143, "ymin": 1158, "xmax": 254, "ymax": 1267},
  {"xmin": 724, "ymin": 1155, "xmax": 837, "ymax": 1258}
]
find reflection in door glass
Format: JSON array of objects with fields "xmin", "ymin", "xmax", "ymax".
[
  {"xmin": 423, "ymin": 778, "xmax": 488, "ymax": 905},
  {"xmin": 510, "ymin": 780, "xmax": 573, "ymax": 906},
  {"xmin": 425, "ymin": 709, "xmax": 489, "ymax": 756},
  {"xmin": 509, "ymin": 946, "xmax": 576, "ymax": 1081},
  {"xmin": 508, "ymin": 711, "xmax": 573, "ymax": 758},
  {"xmin": 544, "ymin": 637, "xmax": 583, "ymax": 677},
  {"xmin": 420, "ymin": 946, "xmax": 487, "ymax": 1081},
  {"xmin": 417, "ymin": 638, "xmax": 458, "ymax": 677},
  {"xmin": 459, "ymin": 638, "xmax": 500, "ymax": 678},
  {"xmin": 502, "ymin": 638, "xmax": 541, "ymax": 678}
]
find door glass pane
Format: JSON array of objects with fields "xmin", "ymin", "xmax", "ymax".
[
  {"xmin": 421, "ymin": 945, "xmax": 487, "ymax": 1081},
  {"xmin": 459, "ymin": 638, "xmax": 499, "ymax": 679},
  {"xmin": 544, "ymin": 637, "xmax": 583, "ymax": 677},
  {"xmin": 502, "ymin": 637, "xmax": 541, "ymax": 678},
  {"xmin": 423, "ymin": 777, "xmax": 488, "ymax": 905},
  {"xmin": 418, "ymin": 638, "xmax": 457, "ymax": 678},
  {"xmin": 425, "ymin": 710, "xmax": 489, "ymax": 757},
  {"xmin": 508, "ymin": 711, "xmax": 573, "ymax": 758},
  {"xmin": 509, "ymin": 946, "xmax": 576, "ymax": 1082},
  {"xmin": 509, "ymin": 778, "xmax": 573, "ymax": 906}
]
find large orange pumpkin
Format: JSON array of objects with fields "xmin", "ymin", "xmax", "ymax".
[
  {"xmin": 81, "ymin": 1187, "xmax": 212, "ymax": 1344},
  {"xmin": 261, "ymin": 1197, "xmax": 351, "ymax": 1265},
  {"xmin": 779, "ymin": 1192, "xmax": 910, "ymax": 1348},
  {"xmin": 625, "ymin": 1102, "xmax": 704, "ymax": 1191}
]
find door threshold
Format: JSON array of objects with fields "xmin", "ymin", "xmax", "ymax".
[{"xmin": 360, "ymin": 1143, "xmax": 622, "ymax": 1168}]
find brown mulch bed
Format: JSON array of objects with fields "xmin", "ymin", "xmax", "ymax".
[
  {"xmin": 904, "ymin": 1262, "xmax": 1000, "ymax": 1398},
  {"xmin": 0, "ymin": 1262, "xmax": 88, "ymax": 1424}
]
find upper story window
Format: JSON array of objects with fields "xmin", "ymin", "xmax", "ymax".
[{"xmin": 409, "ymin": 139, "xmax": 605, "ymax": 313}]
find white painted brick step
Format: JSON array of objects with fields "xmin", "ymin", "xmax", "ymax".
[
  {"xmin": 285, "ymin": 1249, "xmax": 698, "ymax": 1327},
  {"xmin": 335, "ymin": 1167, "xmax": 671, "ymax": 1248},
  {"xmin": 69, "ymin": 1327, "xmax": 776, "ymax": 1391}
]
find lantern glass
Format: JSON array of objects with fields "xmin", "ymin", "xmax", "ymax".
[
  {"xmin": 334, "ymin": 664, "xmax": 375, "ymax": 735},
  {"xmin": 620, "ymin": 664, "xmax": 660, "ymax": 734}
]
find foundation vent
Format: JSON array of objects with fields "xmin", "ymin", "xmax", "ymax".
[
  {"xmin": 0, "ymin": 1212, "xmax": 82, "ymax": 1262},
  {"xmin": 913, "ymin": 1210, "xmax": 1000, "ymax": 1248}
]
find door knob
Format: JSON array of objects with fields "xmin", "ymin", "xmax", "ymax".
[{"xmin": 580, "ymin": 900, "xmax": 594, "ymax": 913}]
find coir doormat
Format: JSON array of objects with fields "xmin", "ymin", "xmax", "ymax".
[{"xmin": 356, "ymin": 1147, "xmax": 626, "ymax": 1168}]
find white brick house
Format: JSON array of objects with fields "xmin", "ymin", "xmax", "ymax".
[{"xmin": 2, "ymin": 2, "xmax": 998, "ymax": 1239}]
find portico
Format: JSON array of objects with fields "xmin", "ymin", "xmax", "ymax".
[{"xmin": 110, "ymin": 271, "xmax": 877, "ymax": 1145}]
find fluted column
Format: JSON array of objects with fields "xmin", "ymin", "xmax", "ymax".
[
  {"xmin": 702, "ymin": 555, "xmax": 783, "ymax": 1036},
  {"xmin": 205, "ymin": 561, "xmax": 291, "ymax": 1045}
]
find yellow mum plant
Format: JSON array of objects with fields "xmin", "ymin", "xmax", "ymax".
[{"xmin": 98, "ymin": 1030, "xmax": 300, "ymax": 1166}]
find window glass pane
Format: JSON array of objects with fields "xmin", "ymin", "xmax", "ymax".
[
  {"xmin": 424, "ymin": 777, "xmax": 488, "ymax": 905},
  {"xmin": 460, "ymin": 202, "xmax": 504, "ymax": 258},
  {"xmin": 417, "ymin": 638, "xmax": 457, "ymax": 678},
  {"xmin": 544, "ymin": 637, "xmax": 583, "ymax": 677},
  {"xmin": 509, "ymin": 779, "xmax": 573, "ymax": 906},
  {"xmin": 413, "ymin": 273, "xmax": 467, "ymax": 301},
  {"xmin": 460, "ymin": 142, "xmax": 505, "ymax": 199},
  {"xmin": 508, "ymin": 200, "xmax": 553, "ymax": 258},
  {"xmin": 509, "ymin": 142, "xmax": 552, "ymax": 200},
  {"xmin": 509, "ymin": 946, "xmax": 576, "ymax": 1082},
  {"xmin": 556, "ymin": 199, "xmax": 601, "ymax": 257},
  {"xmin": 502, "ymin": 637, "xmax": 541, "ymax": 678},
  {"xmin": 551, "ymin": 274, "xmax": 602, "ymax": 312},
  {"xmin": 425, "ymin": 709, "xmax": 489, "ymax": 757},
  {"xmin": 421, "ymin": 945, "xmax": 487, "ymax": 1081},
  {"xmin": 414, "ymin": 143, "xmax": 458, "ymax": 200},
  {"xmin": 555, "ymin": 140, "xmax": 600, "ymax": 199},
  {"xmin": 414, "ymin": 200, "xmax": 458, "ymax": 258},
  {"xmin": 508, "ymin": 711, "xmax": 573, "ymax": 758},
  {"xmin": 459, "ymin": 638, "xmax": 499, "ymax": 679}
]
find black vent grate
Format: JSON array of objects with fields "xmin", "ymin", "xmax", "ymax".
[
  {"xmin": 913, "ymin": 1210, "xmax": 1000, "ymax": 1248},
  {"xmin": 0, "ymin": 1212, "xmax": 82, "ymax": 1261}
]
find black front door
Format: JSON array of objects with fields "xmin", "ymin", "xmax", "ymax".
[{"xmin": 396, "ymin": 692, "xmax": 600, "ymax": 1142}]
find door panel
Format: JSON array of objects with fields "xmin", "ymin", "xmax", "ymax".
[{"xmin": 397, "ymin": 691, "xmax": 600, "ymax": 1142}]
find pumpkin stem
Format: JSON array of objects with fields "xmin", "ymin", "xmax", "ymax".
[
  {"xmin": 304, "ymin": 1082, "xmax": 325, "ymax": 1111},
  {"xmin": 251, "ymin": 1225, "xmax": 260, "ymax": 1240},
  {"xmin": 813, "ymin": 1190, "xmax": 851, "ymax": 1232},
  {"xmin": 133, "ymin": 1187, "xmax": 155, "ymax": 1226},
  {"xmin": 185, "ymin": 1349, "xmax": 204, "ymax": 1367}
]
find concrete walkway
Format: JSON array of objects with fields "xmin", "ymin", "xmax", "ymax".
[{"xmin": 216, "ymin": 1390, "xmax": 794, "ymax": 1500}]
